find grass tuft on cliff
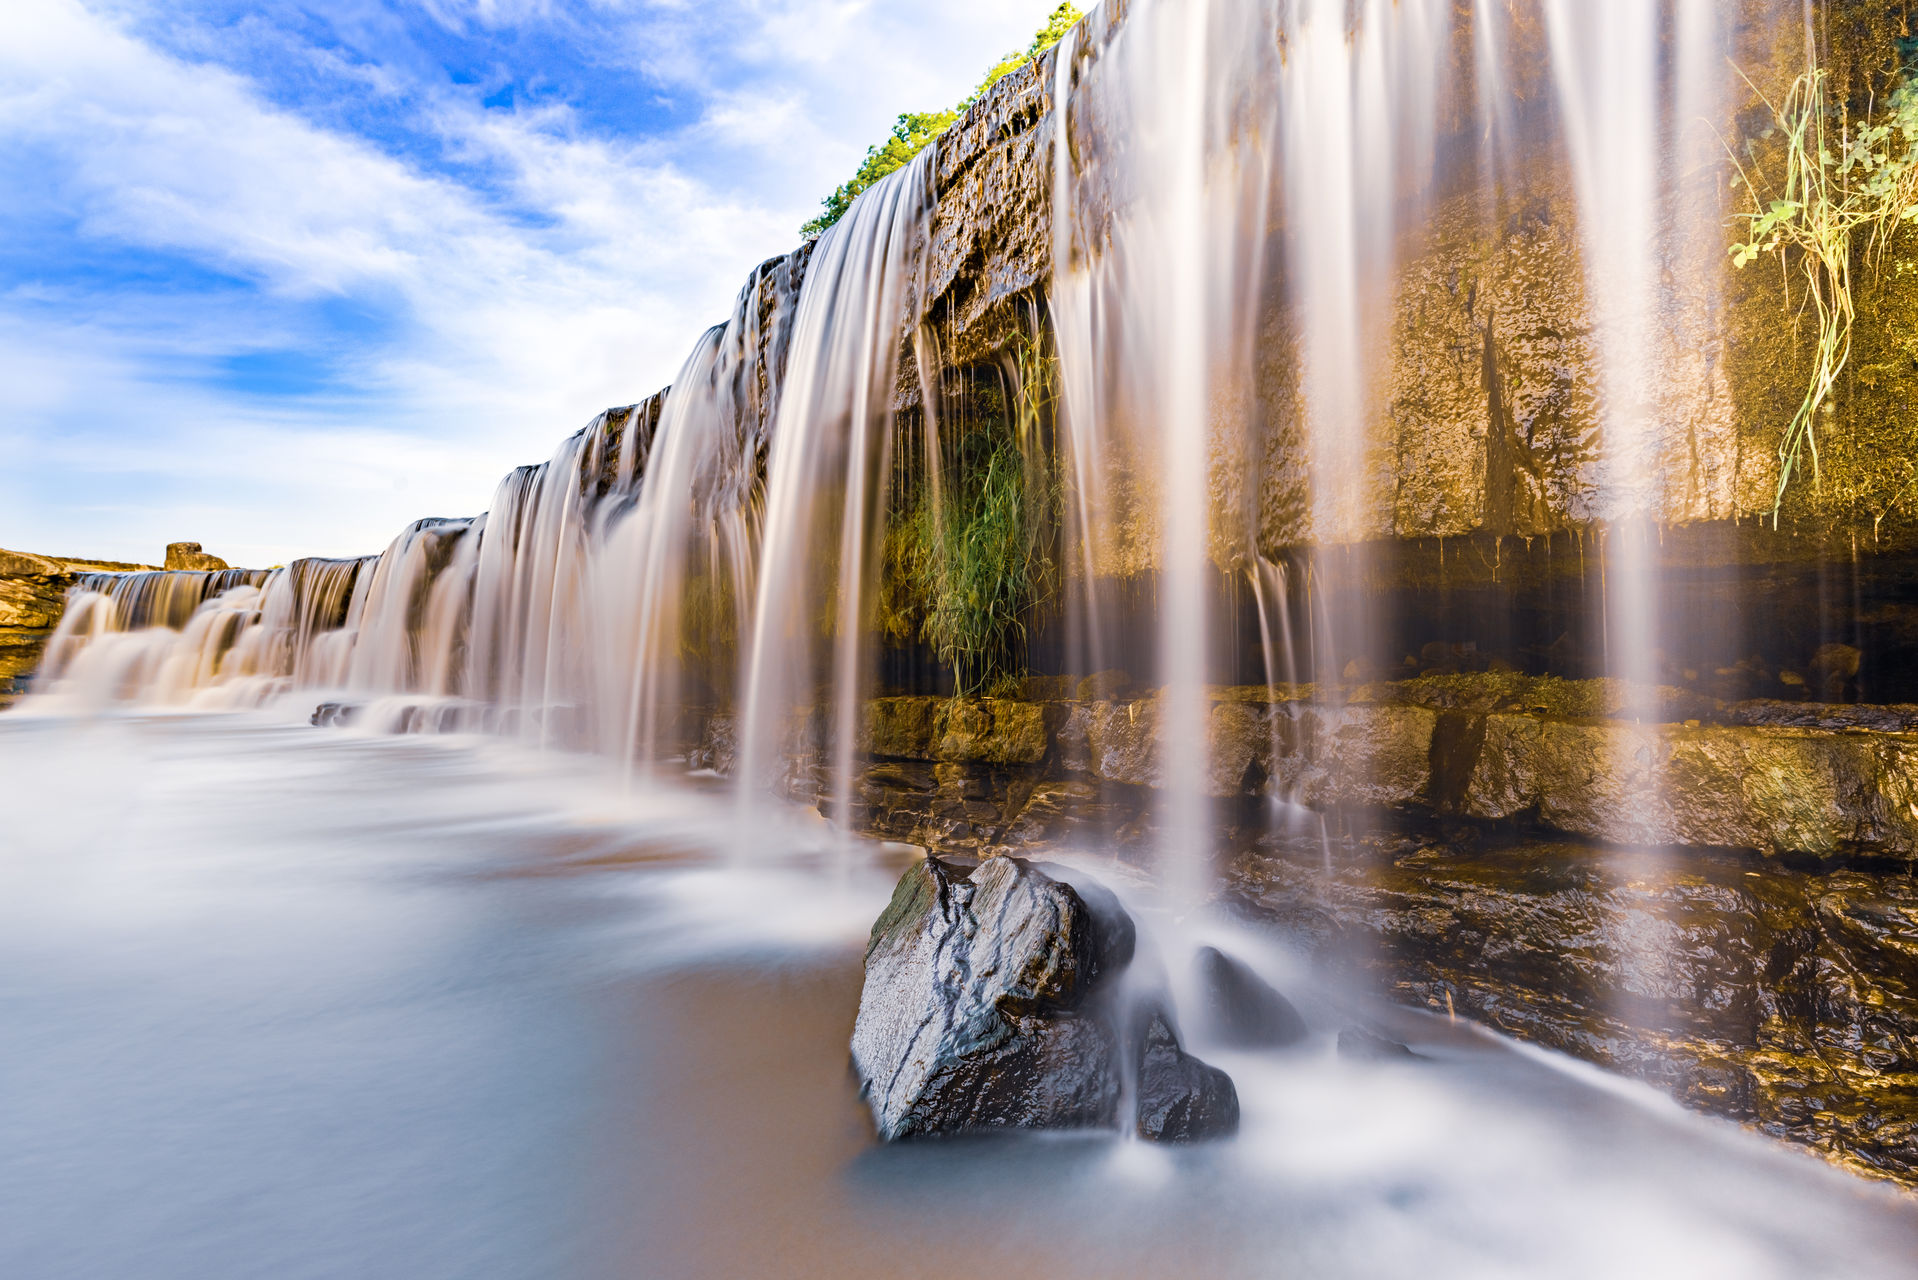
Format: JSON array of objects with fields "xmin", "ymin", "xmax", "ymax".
[
  {"xmin": 800, "ymin": 4, "xmax": 1083, "ymax": 241},
  {"xmin": 879, "ymin": 332, "xmax": 1062, "ymax": 696}
]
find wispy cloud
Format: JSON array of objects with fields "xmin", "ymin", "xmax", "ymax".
[{"xmin": 0, "ymin": 0, "xmax": 1054, "ymax": 563}]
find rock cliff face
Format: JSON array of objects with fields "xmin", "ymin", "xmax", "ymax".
[
  {"xmin": 895, "ymin": 0, "xmax": 1915, "ymax": 556},
  {"xmin": 0, "ymin": 549, "xmax": 156, "ymax": 707}
]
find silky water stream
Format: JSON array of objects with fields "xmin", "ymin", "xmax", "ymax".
[
  {"xmin": 11, "ymin": 0, "xmax": 1918, "ymax": 1274},
  {"xmin": 4, "ymin": 711, "xmax": 1918, "ymax": 1280}
]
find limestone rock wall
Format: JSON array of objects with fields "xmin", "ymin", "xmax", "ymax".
[
  {"xmin": 892, "ymin": 0, "xmax": 1911, "ymax": 560},
  {"xmin": 0, "ymin": 548, "xmax": 156, "ymax": 706},
  {"xmin": 690, "ymin": 676, "xmax": 1918, "ymax": 864}
]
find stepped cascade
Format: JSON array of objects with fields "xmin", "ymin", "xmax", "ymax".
[
  {"xmin": 14, "ymin": 0, "xmax": 1918, "ymax": 1192},
  {"xmin": 29, "ymin": 1, "xmax": 1770, "ymax": 774}
]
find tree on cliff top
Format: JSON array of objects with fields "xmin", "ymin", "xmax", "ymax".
[{"xmin": 800, "ymin": 4, "xmax": 1083, "ymax": 240}]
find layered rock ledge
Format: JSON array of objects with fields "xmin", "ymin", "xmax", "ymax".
[
  {"xmin": 692, "ymin": 674, "xmax": 1918, "ymax": 862},
  {"xmin": 1227, "ymin": 835, "xmax": 1918, "ymax": 1185},
  {"xmin": 0, "ymin": 548, "xmax": 156, "ymax": 707}
]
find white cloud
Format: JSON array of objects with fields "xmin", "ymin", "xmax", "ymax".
[{"xmin": 0, "ymin": 0, "xmax": 1069, "ymax": 563}]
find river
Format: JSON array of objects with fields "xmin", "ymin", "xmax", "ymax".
[{"xmin": 3, "ymin": 710, "xmax": 1917, "ymax": 1279}]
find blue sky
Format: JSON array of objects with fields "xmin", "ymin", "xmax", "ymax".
[{"xmin": 0, "ymin": 0, "xmax": 1060, "ymax": 565}]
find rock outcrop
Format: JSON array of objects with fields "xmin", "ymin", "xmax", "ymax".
[
  {"xmin": 1229, "ymin": 836, "xmax": 1918, "ymax": 1186},
  {"xmin": 1133, "ymin": 1012, "xmax": 1241, "ymax": 1142},
  {"xmin": 163, "ymin": 542, "xmax": 230, "ymax": 572},
  {"xmin": 1193, "ymin": 946, "xmax": 1309, "ymax": 1049},
  {"xmin": 0, "ymin": 548, "xmax": 155, "ymax": 707},
  {"xmin": 700, "ymin": 674, "xmax": 1918, "ymax": 863},
  {"xmin": 851, "ymin": 856, "xmax": 1236, "ymax": 1143}
]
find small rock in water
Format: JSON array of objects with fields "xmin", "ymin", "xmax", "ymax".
[
  {"xmin": 1194, "ymin": 946, "xmax": 1308, "ymax": 1048},
  {"xmin": 1337, "ymin": 1026, "xmax": 1418, "ymax": 1061},
  {"xmin": 1134, "ymin": 1012, "xmax": 1240, "ymax": 1142},
  {"xmin": 310, "ymin": 701, "xmax": 359, "ymax": 728}
]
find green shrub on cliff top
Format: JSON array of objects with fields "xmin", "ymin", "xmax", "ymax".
[{"xmin": 800, "ymin": 4, "xmax": 1083, "ymax": 241}]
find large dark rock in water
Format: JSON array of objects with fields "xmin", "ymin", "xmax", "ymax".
[
  {"xmin": 851, "ymin": 856, "xmax": 1127, "ymax": 1139},
  {"xmin": 1194, "ymin": 945, "xmax": 1309, "ymax": 1048},
  {"xmin": 852, "ymin": 856, "xmax": 1236, "ymax": 1143},
  {"xmin": 1134, "ymin": 1012, "xmax": 1240, "ymax": 1142}
]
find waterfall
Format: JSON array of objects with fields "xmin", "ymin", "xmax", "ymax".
[
  {"xmin": 18, "ymin": 0, "xmax": 1748, "ymax": 874},
  {"xmin": 736, "ymin": 148, "xmax": 935, "ymax": 826},
  {"xmin": 1050, "ymin": 0, "xmax": 1283, "ymax": 902}
]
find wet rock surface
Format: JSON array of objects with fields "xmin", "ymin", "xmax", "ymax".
[
  {"xmin": 712, "ymin": 675, "xmax": 1918, "ymax": 862},
  {"xmin": 851, "ymin": 856, "xmax": 1128, "ymax": 1140},
  {"xmin": 852, "ymin": 856, "xmax": 1237, "ymax": 1144},
  {"xmin": 1227, "ymin": 835, "xmax": 1918, "ymax": 1186},
  {"xmin": 1337, "ymin": 1027, "xmax": 1418, "ymax": 1061},
  {"xmin": 1193, "ymin": 946, "xmax": 1308, "ymax": 1049},
  {"xmin": 1133, "ymin": 1012, "xmax": 1240, "ymax": 1142},
  {"xmin": 310, "ymin": 702, "xmax": 360, "ymax": 728}
]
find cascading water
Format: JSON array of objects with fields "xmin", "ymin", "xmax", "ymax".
[
  {"xmin": 20, "ymin": 4, "xmax": 1918, "ymax": 1255},
  {"xmin": 736, "ymin": 150, "xmax": 935, "ymax": 829},
  {"xmin": 1048, "ymin": 0, "xmax": 1282, "ymax": 906},
  {"xmin": 1047, "ymin": 0, "xmax": 1449, "ymax": 895},
  {"xmin": 20, "ymin": 0, "xmax": 1746, "ymax": 874}
]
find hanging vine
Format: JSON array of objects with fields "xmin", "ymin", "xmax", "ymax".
[{"xmin": 1729, "ymin": 66, "xmax": 1918, "ymax": 522}]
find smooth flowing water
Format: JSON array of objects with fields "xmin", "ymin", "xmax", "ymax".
[
  {"xmin": 12, "ymin": 1, "xmax": 1902, "ymax": 1270},
  {"xmin": 4, "ymin": 711, "xmax": 1918, "ymax": 1280},
  {"xmin": 24, "ymin": 0, "xmax": 1766, "ymax": 870}
]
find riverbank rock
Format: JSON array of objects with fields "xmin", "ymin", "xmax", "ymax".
[
  {"xmin": 1228, "ymin": 836, "xmax": 1918, "ymax": 1186},
  {"xmin": 851, "ymin": 857, "xmax": 1126, "ymax": 1138},
  {"xmin": 852, "ymin": 856, "xmax": 1236, "ymax": 1143},
  {"xmin": 1, "ymin": 548, "xmax": 165, "ymax": 708}
]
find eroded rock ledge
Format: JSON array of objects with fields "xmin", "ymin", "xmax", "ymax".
[
  {"xmin": 1227, "ymin": 835, "xmax": 1918, "ymax": 1185},
  {"xmin": 691, "ymin": 673, "xmax": 1918, "ymax": 862},
  {"xmin": 0, "ymin": 548, "xmax": 158, "ymax": 707},
  {"xmin": 723, "ymin": 674, "xmax": 1918, "ymax": 1185}
]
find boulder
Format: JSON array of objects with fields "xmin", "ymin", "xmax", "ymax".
[
  {"xmin": 164, "ymin": 542, "xmax": 229, "ymax": 572},
  {"xmin": 1193, "ymin": 945, "xmax": 1309, "ymax": 1048},
  {"xmin": 1134, "ymin": 1012, "xmax": 1240, "ymax": 1142},
  {"xmin": 852, "ymin": 856, "xmax": 1128, "ymax": 1140},
  {"xmin": 852, "ymin": 856, "xmax": 1238, "ymax": 1144}
]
